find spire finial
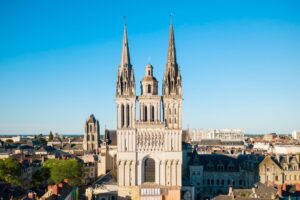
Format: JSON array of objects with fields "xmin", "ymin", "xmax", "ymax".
[
  {"xmin": 169, "ymin": 13, "xmax": 173, "ymax": 25},
  {"xmin": 123, "ymin": 16, "xmax": 126, "ymax": 26}
]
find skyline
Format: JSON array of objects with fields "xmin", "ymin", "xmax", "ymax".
[{"xmin": 1, "ymin": 1, "xmax": 300, "ymax": 134}]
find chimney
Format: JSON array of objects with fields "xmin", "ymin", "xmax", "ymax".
[
  {"xmin": 296, "ymin": 183, "xmax": 300, "ymax": 191},
  {"xmin": 277, "ymin": 184, "xmax": 283, "ymax": 197},
  {"xmin": 282, "ymin": 183, "xmax": 287, "ymax": 191},
  {"xmin": 228, "ymin": 187, "xmax": 233, "ymax": 196},
  {"xmin": 48, "ymin": 185, "xmax": 58, "ymax": 195},
  {"xmin": 58, "ymin": 182, "xmax": 63, "ymax": 188}
]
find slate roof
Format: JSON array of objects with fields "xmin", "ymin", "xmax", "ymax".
[
  {"xmin": 188, "ymin": 153, "xmax": 239, "ymax": 172},
  {"xmin": 105, "ymin": 129, "xmax": 117, "ymax": 146}
]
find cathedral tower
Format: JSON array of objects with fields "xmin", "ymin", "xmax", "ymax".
[
  {"xmin": 83, "ymin": 114, "xmax": 100, "ymax": 153},
  {"xmin": 116, "ymin": 24, "xmax": 136, "ymax": 129},
  {"xmin": 162, "ymin": 23, "xmax": 183, "ymax": 129}
]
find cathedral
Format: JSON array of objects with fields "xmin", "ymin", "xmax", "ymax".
[{"xmin": 115, "ymin": 23, "xmax": 183, "ymax": 200}]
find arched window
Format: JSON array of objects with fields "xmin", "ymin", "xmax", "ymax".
[
  {"xmin": 121, "ymin": 105, "xmax": 124, "ymax": 127},
  {"xmin": 144, "ymin": 106, "xmax": 148, "ymax": 121},
  {"xmin": 126, "ymin": 105, "xmax": 130, "ymax": 127},
  {"xmin": 92, "ymin": 135, "xmax": 94, "ymax": 141},
  {"xmin": 144, "ymin": 158, "xmax": 155, "ymax": 182},
  {"xmin": 151, "ymin": 106, "xmax": 155, "ymax": 122},
  {"xmin": 148, "ymin": 85, "xmax": 151, "ymax": 93},
  {"xmin": 89, "ymin": 124, "xmax": 93, "ymax": 132}
]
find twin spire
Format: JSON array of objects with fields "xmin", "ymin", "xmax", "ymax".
[{"xmin": 117, "ymin": 21, "xmax": 181, "ymax": 97}]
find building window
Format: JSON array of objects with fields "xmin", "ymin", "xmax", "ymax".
[
  {"xmin": 148, "ymin": 85, "xmax": 151, "ymax": 93},
  {"xmin": 89, "ymin": 124, "xmax": 93, "ymax": 132},
  {"xmin": 275, "ymin": 176, "xmax": 278, "ymax": 181},
  {"xmin": 121, "ymin": 104, "xmax": 125, "ymax": 127},
  {"xmin": 144, "ymin": 158, "xmax": 155, "ymax": 183},
  {"xmin": 126, "ymin": 104, "xmax": 130, "ymax": 127},
  {"xmin": 151, "ymin": 106, "xmax": 155, "ymax": 122},
  {"xmin": 144, "ymin": 106, "xmax": 148, "ymax": 121}
]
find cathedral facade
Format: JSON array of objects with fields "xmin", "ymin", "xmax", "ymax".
[{"xmin": 116, "ymin": 23, "xmax": 183, "ymax": 200}]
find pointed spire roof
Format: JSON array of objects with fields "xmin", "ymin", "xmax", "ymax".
[
  {"xmin": 167, "ymin": 23, "xmax": 177, "ymax": 65},
  {"xmin": 121, "ymin": 24, "xmax": 131, "ymax": 66}
]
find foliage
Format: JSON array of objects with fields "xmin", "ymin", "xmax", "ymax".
[
  {"xmin": 34, "ymin": 134, "xmax": 47, "ymax": 146},
  {"xmin": 43, "ymin": 159, "xmax": 84, "ymax": 186},
  {"xmin": 0, "ymin": 158, "xmax": 21, "ymax": 186},
  {"xmin": 32, "ymin": 167, "xmax": 50, "ymax": 187},
  {"xmin": 49, "ymin": 131, "xmax": 54, "ymax": 141}
]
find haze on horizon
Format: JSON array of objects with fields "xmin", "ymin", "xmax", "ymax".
[{"xmin": 0, "ymin": 0, "xmax": 300, "ymax": 135}]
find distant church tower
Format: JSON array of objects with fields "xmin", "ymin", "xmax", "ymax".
[{"xmin": 83, "ymin": 114, "xmax": 100, "ymax": 153}]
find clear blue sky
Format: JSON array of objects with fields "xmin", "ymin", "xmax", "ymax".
[{"xmin": 0, "ymin": 0, "xmax": 299, "ymax": 135}]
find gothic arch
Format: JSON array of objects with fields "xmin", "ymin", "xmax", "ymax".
[
  {"xmin": 144, "ymin": 158, "xmax": 155, "ymax": 182},
  {"xmin": 142, "ymin": 155, "xmax": 160, "ymax": 184}
]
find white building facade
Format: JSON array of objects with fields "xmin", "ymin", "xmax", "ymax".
[
  {"xmin": 190, "ymin": 129, "xmax": 244, "ymax": 142},
  {"xmin": 116, "ymin": 24, "xmax": 182, "ymax": 200}
]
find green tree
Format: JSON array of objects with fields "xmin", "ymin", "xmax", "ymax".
[
  {"xmin": 0, "ymin": 158, "xmax": 21, "ymax": 185},
  {"xmin": 32, "ymin": 167, "xmax": 50, "ymax": 187},
  {"xmin": 43, "ymin": 159, "xmax": 84, "ymax": 186},
  {"xmin": 49, "ymin": 131, "xmax": 54, "ymax": 141}
]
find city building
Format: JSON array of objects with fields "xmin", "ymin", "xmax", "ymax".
[
  {"xmin": 190, "ymin": 129, "xmax": 244, "ymax": 142},
  {"xmin": 292, "ymin": 130, "xmax": 300, "ymax": 140},
  {"xmin": 186, "ymin": 152, "xmax": 264, "ymax": 200},
  {"xmin": 259, "ymin": 154, "xmax": 300, "ymax": 185}
]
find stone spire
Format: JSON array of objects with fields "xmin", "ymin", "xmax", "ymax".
[
  {"xmin": 121, "ymin": 24, "xmax": 131, "ymax": 66},
  {"xmin": 163, "ymin": 23, "xmax": 182, "ymax": 96},
  {"xmin": 167, "ymin": 23, "xmax": 177, "ymax": 65},
  {"xmin": 116, "ymin": 24, "xmax": 135, "ymax": 96}
]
